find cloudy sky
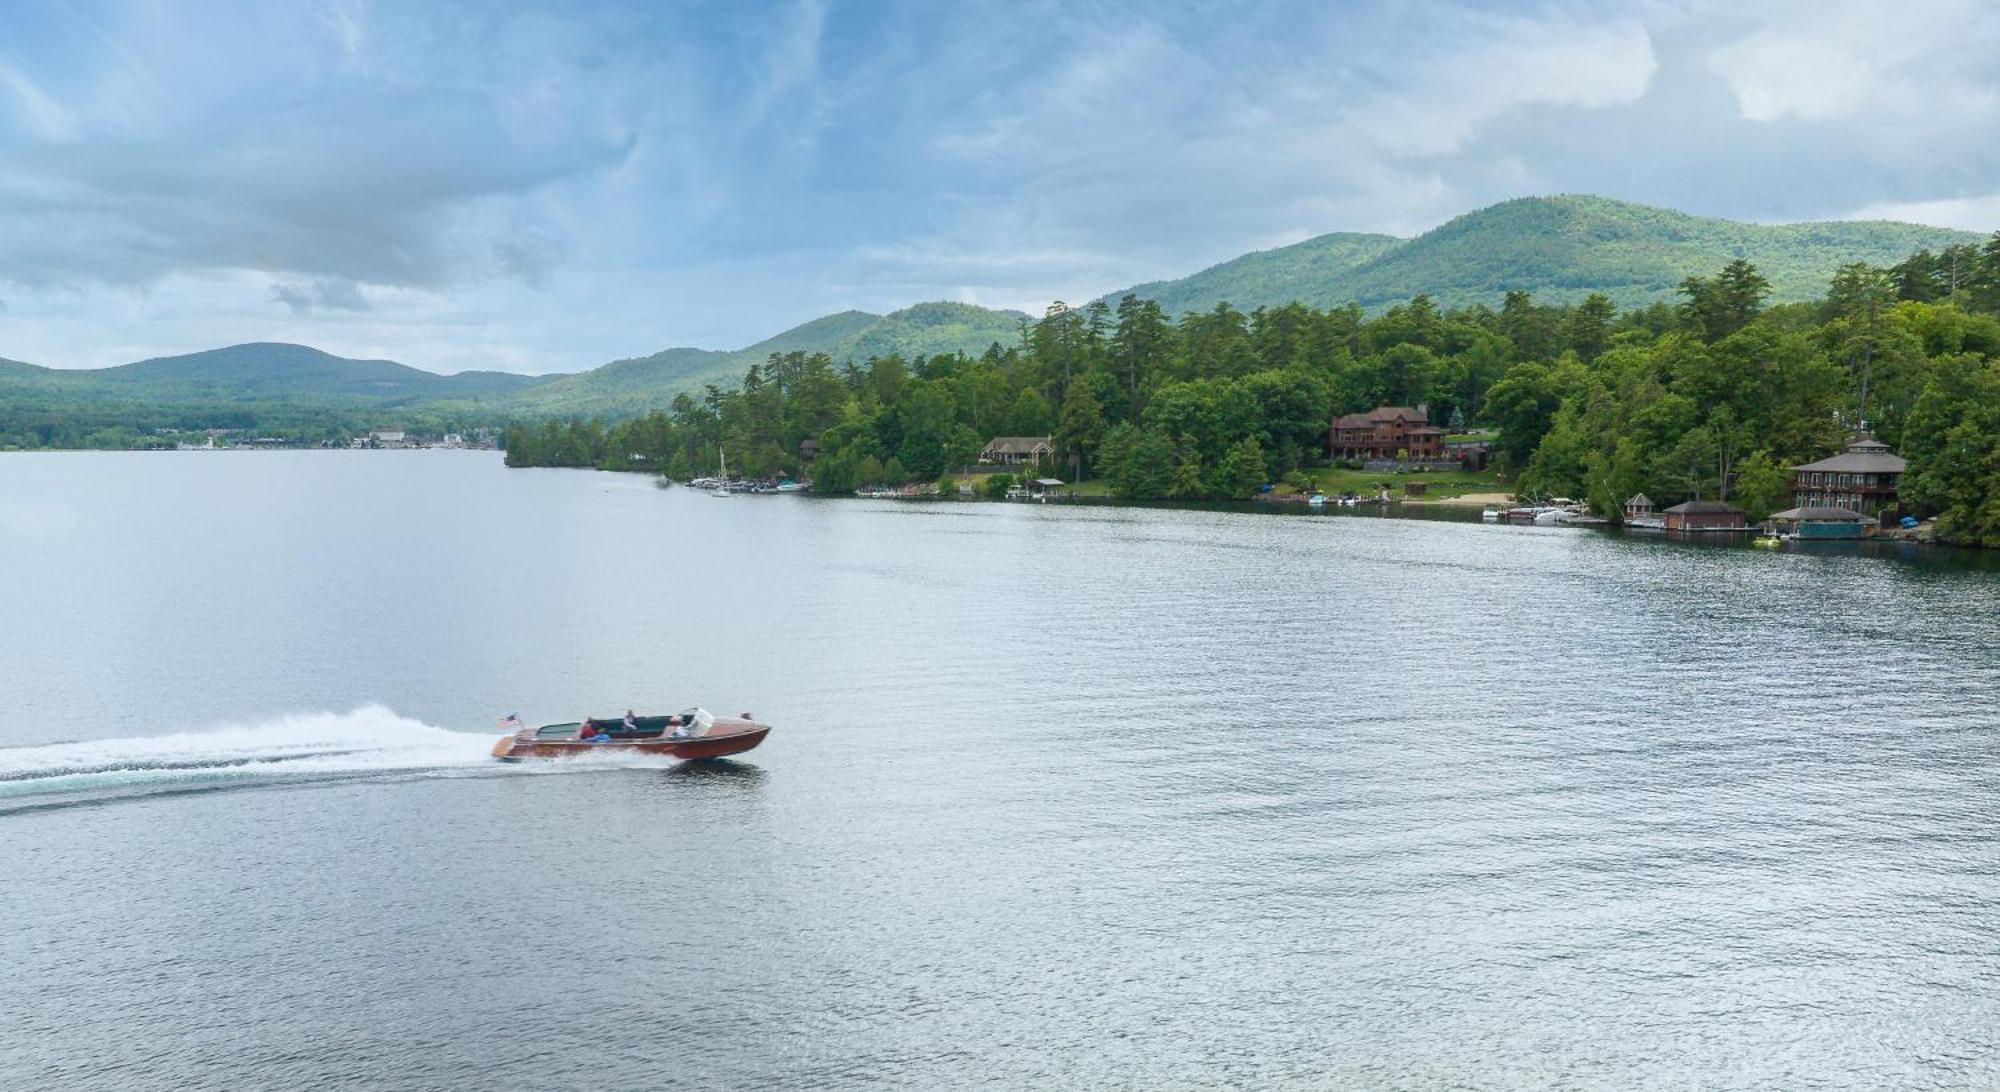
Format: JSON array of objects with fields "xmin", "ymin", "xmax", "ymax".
[{"xmin": 3, "ymin": 0, "xmax": 1998, "ymax": 373}]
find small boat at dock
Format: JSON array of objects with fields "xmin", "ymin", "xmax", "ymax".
[{"xmin": 491, "ymin": 708, "xmax": 770, "ymax": 761}]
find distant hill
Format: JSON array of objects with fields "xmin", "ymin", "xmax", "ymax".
[
  {"xmin": 1104, "ymin": 195, "xmax": 1982, "ymax": 314},
  {"xmin": 8, "ymin": 342, "xmax": 553, "ymax": 405},
  {"xmin": 0, "ymin": 304, "xmax": 1027, "ymax": 429},
  {"xmin": 1114, "ymin": 233, "xmax": 1402, "ymax": 317},
  {"xmin": 5, "ymin": 194, "xmax": 1983, "ymax": 440},
  {"xmin": 501, "ymin": 302, "xmax": 1025, "ymax": 416}
]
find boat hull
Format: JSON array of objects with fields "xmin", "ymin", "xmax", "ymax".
[{"xmin": 491, "ymin": 720, "xmax": 770, "ymax": 762}]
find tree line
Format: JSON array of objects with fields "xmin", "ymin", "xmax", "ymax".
[{"xmin": 504, "ymin": 233, "xmax": 2000, "ymax": 543}]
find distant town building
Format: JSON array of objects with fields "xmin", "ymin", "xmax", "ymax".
[
  {"xmin": 1791, "ymin": 432, "xmax": 1905, "ymax": 518},
  {"xmin": 980, "ymin": 436, "xmax": 1054, "ymax": 465},
  {"xmin": 367, "ymin": 429, "xmax": 408, "ymax": 448},
  {"xmin": 1662, "ymin": 499, "xmax": 1747, "ymax": 532},
  {"xmin": 1329, "ymin": 404, "xmax": 1443, "ymax": 460}
]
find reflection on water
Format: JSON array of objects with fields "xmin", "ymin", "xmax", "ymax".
[
  {"xmin": 1, "ymin": 451, "xmax": 1998, "ymax": 1088},
  {"xmin": 657, "ymin": 757, "xmax": 769, "ymax": 785}
]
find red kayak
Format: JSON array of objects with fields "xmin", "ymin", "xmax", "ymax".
[{"xmin": 491, "ymin": 708, "xmax": 770, "ymax": 761}]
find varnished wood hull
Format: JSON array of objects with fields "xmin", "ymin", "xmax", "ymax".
[{"xmin": 491, "ymin": 720, "xmax": 769, "ymax": 762}]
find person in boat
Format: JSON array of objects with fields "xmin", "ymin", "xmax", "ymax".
[
  {"xmin": 667, "ymin": 714, "xmax": 686, "ymax": 739},
  {"xmin": 580, "ymin": 719, "xmax": 610, "ymax": 743},
  {"xmin": 622, "ymin": 709, "xmax": 637, "ymax": 733}
]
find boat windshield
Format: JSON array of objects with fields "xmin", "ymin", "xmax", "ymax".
[{"xmin": 678, "ymin": 708, "xmax": 715, "ymax": 735}]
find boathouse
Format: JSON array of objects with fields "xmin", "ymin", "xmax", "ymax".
[
  {"xmin": 1768, "ymin": 506, "xmax": 1871, "ymax": 540},
  {"xmin": 1624, "ymin": 493, "xmax": 1654, "ymax": 521},
  {"xmin": 979, "ymin": 436, "xmax": 1054, "ymax": 466},
  {"xmin": 1661, "ymin": 499, "xmax": 1747, "ymax": 532},
  {"xmin": 1791, "ymin": 432, "xmax": 1905, "ymax": 519}
]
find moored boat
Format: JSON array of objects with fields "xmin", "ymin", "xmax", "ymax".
[{"xmin": 491, "ymin": 708, "xmax": 770, "ymax": 761}]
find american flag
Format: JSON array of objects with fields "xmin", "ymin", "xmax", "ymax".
[{"xmin": 499, "ymin": 713, "xmax": 522, "ymax": 730}]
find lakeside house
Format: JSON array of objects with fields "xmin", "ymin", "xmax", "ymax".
[
  {"xmin": 1791, "ymin": 432, "xmax": 1905, "ymax": 520},
  {"xmin": 1769, "ymin": 506, "xmax": 1872, "ymax": 540},
  {"xmin": 1329, "ymin": 405, "xmax": 1444, "ymax": 460},
  {"xmin": 980, "ymin": 436, "xmax": 1054, "ymax": 466},
  {"xmin": 1624, "ymin": 493, "xmax": 1655, "ymax": 521},
  {"xmin": 1662, "ymin": 499, "xmax": 1748, "ymax": 532},
  {"xmin": 367, "ymin": 429, "xmax": 409, "ymax": 449}
]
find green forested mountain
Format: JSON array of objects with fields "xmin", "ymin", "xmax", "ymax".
[
  {"xmin": 508, "ymin": 233, "xmax": 2000, "ymax": 543},
  {"xmin": 0, "ymin": 302, "xmax": 1028, "ymax": 440},
  {"xmin": 0, "ymin": 343, "xmax": 559, "ymax": 447},
  {"xmin": 1112, "ymin": 232, "xmax": 1403, "ymax": 317},
  {"xmin": 11, "ymin": 342, "xmax": 551, "ymax": 402},
  {"xmin": 4, "ymin": 194, "xmax": 1991, "ymax": 451},
  {"xmin": 1106, "ymin": 196, "xmax": 1980, "ymax": 315},
  {"xmin": 495, "ymin": 302, "xmax": 1025, "ymax": 416}
]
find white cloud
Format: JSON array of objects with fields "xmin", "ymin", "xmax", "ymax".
[
  {"xmin": 1709, "ymin": 0, "xmax": 2000, "ymax": 124},
  {"xmin": 1344, "ymin": 15, "xmax": 1658, "ymax": 157},
  {"xmin": 317, "ymin": 0, "xmax": 369, "ymax": 74},
  {"xmin": 0, "ymin": 58, "xmax": 76, "ymax": 140},
  {"xmin": 271, "ymin": 278, "xmax": 371, "ymax": 315},
  {"xmin": 1842, "ymin": 193, "xmax": 2000, "ymax": 233}
]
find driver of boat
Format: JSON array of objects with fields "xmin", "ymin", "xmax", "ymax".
[
  {"xmin": 622, "ymin": 709, "xmax": 637, "ymax": 733},
  {"xmin": 580, "ymin": 719, "xmax": 610, "ymax": 742}
]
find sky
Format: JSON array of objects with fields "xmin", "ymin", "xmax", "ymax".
[{"xmin": 2, "ymin": 0, "xmax": 1998, "ymax": 374}]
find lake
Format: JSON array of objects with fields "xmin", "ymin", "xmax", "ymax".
[{"xmin": 3, "ymin": 450, "xmax": 1998, "ymax": 1087}]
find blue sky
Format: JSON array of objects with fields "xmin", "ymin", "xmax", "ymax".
[{"xmin": 2, "ymin": 0, "xmax": 1998, "ymax": 373}]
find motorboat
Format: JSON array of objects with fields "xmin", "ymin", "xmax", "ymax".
[
  {"xmin": 491, "ymin": 708, "xmax": 770, "ymax": 761},
  {"xmin": 1307, "ymin": 493, "xmax": 1327, "ymax": 507}
]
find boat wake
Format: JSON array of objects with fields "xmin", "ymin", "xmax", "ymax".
[{"xmin": 0, "ymin": 705, "xmax": 571, "ymax": 814}]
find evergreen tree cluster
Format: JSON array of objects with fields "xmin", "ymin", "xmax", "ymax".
[{"xmin": 503, "ymin": 235, "xmax": 2000, "ymax": 543}]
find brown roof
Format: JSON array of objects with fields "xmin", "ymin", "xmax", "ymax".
[
  {"xmin": 1662, "ymin": 500, "xmax": 1744, "ymax": 514},
  {"xmin": 1370, "ymin": 406, "xmax": 1427, "ymax": 423},
  {"xmin": 1407, "ymin": 426, "xmax": 1444, "ymax": 436},
  {"xmin": 1333, "ymin": 413, "xmax": 1373, "ymax": 429}
]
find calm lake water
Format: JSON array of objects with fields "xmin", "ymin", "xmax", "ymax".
[{"xmin": 3, "ymin": 451, "xmax": 1999, "ymax": 1088}]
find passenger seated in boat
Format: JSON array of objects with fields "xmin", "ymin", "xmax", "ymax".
[
  {"xmin": 623, "ymin": 710, "xmax": 637, "ymax": 733},
  {"xmin": 667, "ymin": 715, "xmax": 686, "ymax": 739},
  {"xmin": 580, "ymin": 719, "xmax": 610, "ymax": 742}
]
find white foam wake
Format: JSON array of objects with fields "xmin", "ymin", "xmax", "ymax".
[{"xmin": 0, "ymin": 705, "xmax": 500, "ymax": 807}]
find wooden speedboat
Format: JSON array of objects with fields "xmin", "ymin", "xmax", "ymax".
[{"xmin": 491, "ymin": 708, "xmax": 770, "ymax": 761}]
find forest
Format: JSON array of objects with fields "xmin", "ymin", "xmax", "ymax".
[{"xmin": 503, "ymin": 234, "xmax": 2000, "ymax": 544}]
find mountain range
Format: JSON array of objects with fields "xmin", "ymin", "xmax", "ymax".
[{"xmin": 1, "ymin": 195, "xmax": 1984, "ymax": 425}]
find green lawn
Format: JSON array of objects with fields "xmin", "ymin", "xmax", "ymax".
[{"xmin": 1280, "ymin": 465, "xmax": 1510, "ymax": 501}]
